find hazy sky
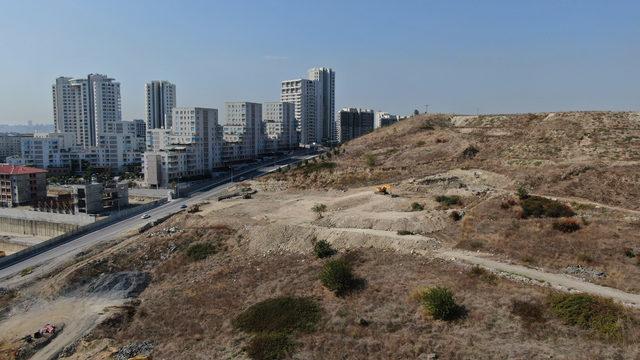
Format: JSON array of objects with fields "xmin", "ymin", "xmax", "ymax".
[{"xmin": 0, "ymin": 0, "xmax": 638, "ymax": 125}]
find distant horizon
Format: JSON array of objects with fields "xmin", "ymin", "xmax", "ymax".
[{"xmin": 0, "ymin": 0, "xmax": 638, "ymax": 125}]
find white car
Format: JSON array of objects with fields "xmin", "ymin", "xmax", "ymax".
[{"xmin": 141, "ymin": 214, "xmax": 151, "ymax": 219}]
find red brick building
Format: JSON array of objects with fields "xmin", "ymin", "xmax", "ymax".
[{"xmin": 0, "ymin": 164, "xmax": 48, "ymax": 207}]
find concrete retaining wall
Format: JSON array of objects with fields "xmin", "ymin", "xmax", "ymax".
[
  {"xmin": 0, "ymin": 208, "xmax": 96, "ymax": 226},
  {"xmin": 0, "ymin": 217, "xmax": 78, "ymax": 237}
]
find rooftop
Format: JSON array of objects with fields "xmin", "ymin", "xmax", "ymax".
[{"xmin": 0, "ymin": 164, "xmax": 48, "ymax": 175}]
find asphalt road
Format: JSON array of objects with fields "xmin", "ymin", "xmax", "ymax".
[{"xmin": 0, "ymin": 152, "xmax": 318, "ymax": 288}]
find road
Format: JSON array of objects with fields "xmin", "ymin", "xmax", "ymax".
[{"xmin": 0, "ymin": 152, "xmax": 318, "ymax": 288}]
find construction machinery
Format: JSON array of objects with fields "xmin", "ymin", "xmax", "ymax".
[{"xmin": 375, "ymin": 184, "xmax": 392, "ymax": 195}]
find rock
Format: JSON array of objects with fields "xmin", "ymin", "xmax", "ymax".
[
  {"xmin": 114, "ymin": 340, "xmax": 154, "ymax": 360},
  {"xmin": 86, "ymin": 271, "xmax": 151, "ymax": 298}
]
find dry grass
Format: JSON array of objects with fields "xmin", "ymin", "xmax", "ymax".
[{"xmin": 105, "ymin": 241, "xmax": 640, "ymax": 359}]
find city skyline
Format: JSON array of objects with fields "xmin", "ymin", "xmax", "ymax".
[{"xmin": 0, "ymin": 0, "xmax": 639, "ymax": 125}]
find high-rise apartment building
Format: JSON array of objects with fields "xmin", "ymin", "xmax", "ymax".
[
  {"xmin": 143, "ymin": 107, "xmax": 222, "ymax": 187},
  {"xmin": 308, "ymin": 67, "xmax": 336, "ymax": 144},
  {"xmin": 223, "ymin": 102, "xmax": 264, "ymax": 161},
  {"xmin": 145, "ymin": 81, "xmax": 176, "ymax": 130},
  {"xmin": 262, "ymin": 102, "xmax": 297, "ymax": 152},
  {"xmin": 281, "ymin": 79, "xmax": 316, "ymax": 145},
  {"xmin": 337, "ymin": 108, "xmax": 375, "ymax": 143},
  {"xmin": 52, "ymin": 74, "xmax": 121, "ymax": 147}
]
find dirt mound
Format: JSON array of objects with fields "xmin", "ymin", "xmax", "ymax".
[{"xmin": 267, "ymin": 112, "xmax": 640, "ymax": 210}]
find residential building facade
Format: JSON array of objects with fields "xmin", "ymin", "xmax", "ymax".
[
  {"xmin": 281, "ymin": 79, "xmax": 316, "ymax": 145},
  {"xmin": 308, "ymin": 67, "xmax": 336, "ymax": 144},
  {"xmin": 262, "ymin": 102, "xmax": 297, "ymax": 153},
  {"xmin": 143, "ymin": 107, "xmax": 222, "ymax": 187},
  {"xmin": 223, "ymin": 102, "xmax": 264, "ymax": 161},
  {"xmin": 52, "ymin": 74, "xmax": 121, "ymax": 147},
  {"xmin": 374, "ymin": 112, "xmax": 399, "ymax": 129},
  {"xmin": 0, "ymin": 164, "xmax": 47, "ymax": 207},
  {"xmin": 338, "ymin": 108, "xmax": 375, "ymax": 143},
  {"xmin": 145, "ymin": 80, "xmax": 176, "ymax": 130}
]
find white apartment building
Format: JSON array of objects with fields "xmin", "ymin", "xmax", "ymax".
[
  {"xmin": 262, "ymin": 102, "xmax": 297, "ymax": 153},
  {"xmin": 143, "ymin": 107, "xmax": 222, "ymax": 187},
  {"xmin": 145, "ymin": 80, "xmax": 176, "ymax": 130},
  {"xmin": 308, "ymin": 67, "xmax": 336, "ymax": 144},
  {"xmin": 374, "ymin": 112, "xmax": 400, "ymax": 129},
  {"xmin": 281, "ymin": 79, "xmax": 316, "ymax": 145},
  {"xmin": 223, "ymin": 102, "xmax": 264, "ymax": 162},
  {"xmin": 52, "ymin": 74, "xmax": 121, "ymax": 147}
]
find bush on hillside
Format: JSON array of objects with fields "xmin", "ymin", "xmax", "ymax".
[
  {"xmin": 314, "ymin": 240, "xmax": 336, "ymax": 259},
  {"xmin": 410, "ymin": 202, "xmax": 424, "ymax": 211},
  {"xmin": 320, "ymin": 259, "xmax": 358, "ymax": 296},
  {"xmin": 520, "ymin": 196, "xmax": 575, "ymax": 218},
  {"xmin": 435, "ymin": 195, "xmax": 462, "ymax": 206},
  {"xmin": 552, "ymin": 218, "xmax": 581, "ymax": 233},
  {"xmin": 186, "ymin": 242, "xmax": 217, "ymax": 261},
  {"xmin": 245, "ymin": 332, "xmax": 295, "ymax": 360},
  {"xmin": 364, "ymin": 153, "xmax": 377, "ymax": 168},
  {"xmin": 549, "ymin": 293, "xmax": 626, "ymax": 340},
  {"xmin": 418, "ymin": 286, "xmax": 465, "ymax": 321},
  {"xmin": 233, "ymin": 297, "xmax": 321, "ymax": 334},
  {"xmin": 462, "ymin": 145, "xmax": 479, "ymax": 159}
]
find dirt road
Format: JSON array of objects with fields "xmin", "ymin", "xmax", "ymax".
[{"xmin": 320, "ymin": 226, "xmax": 640, "ymax": 307}]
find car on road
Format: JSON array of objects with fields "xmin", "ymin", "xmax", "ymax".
[
  {"xmin": 180, "ymin": 204, "xmax": 188, "ymax": 209},
  {"xmin": 141, "ymin": 214, "xmax": 151, "ymax": 219}
]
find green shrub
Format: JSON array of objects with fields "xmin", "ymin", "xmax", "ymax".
[
  {"xmin": 624, "ymin": 248, "xmax": 636, "ymax": 258},
  {"xmin": 462, "ymin": 145, "xmax": 479, "ymax": 158},
  {"xmin": 450, "ymin": 211, "xmax": 462, "ymax": 221},
  {"xmin": 311, "ymin": 203, "xmax": 327, "ymax": 218},
  {"xmin": 20, "ymin": 267, "xmax": 33, "ymax": 277},
  {"xmin": 435, "ymin": 195, "xmax": 461, "ymax": 206},
  {"xmin": 410, "ymin": 202, "xmax": 424, "ymax": 211},
  {"xmin": 397, "ymin": 230, "xmax": 414, "ymax": 236},
  {"xmin": 419, "ymin": 287, "xmax": 463, "ymax": 321},
  {"xmin": 314, "ymin": 240, "xmax": 336, "ymax": 258},
  {"xmin": 549, "ymin": 293, "xmax": 626, "ymax": 340},
  {"xmin": 552, "ymin": 218, "xmax": 581, "ymax": 233},
  {"xmin": 364, "ymin": 153, "xmax": 377, "ymax": 168},
  {"xmin": 520, "ymin": 196, "xmax": 575, "ymax": 218},
  {"xmin": 320, "ymin": 259, "xmax": 357, "ymax": 296},
  {"xmin": 245, "ymin": 332, "xmax": 295, "ymax": 360},
  {"xmin": 516, "ymin": 185, "xmax": 530, "ymax": 200},
  {"xmin": 186, "ymin": 242, "xmax": 217, "ymax": 261},
  {"xmin": 233, "ymin": 297, "xmax": 321, "ymax": 334}
]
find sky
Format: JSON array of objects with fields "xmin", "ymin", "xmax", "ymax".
[{"xmin": 0, "ymin": 0, "xmax": 638, "ymax": 125}]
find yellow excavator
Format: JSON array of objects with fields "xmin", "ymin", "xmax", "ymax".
[{"xmin": 375, "ymin": 184, "xmax": 392, "ymax": 195}]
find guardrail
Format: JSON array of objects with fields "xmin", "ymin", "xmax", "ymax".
[{"xmin": 0, "ymin": 198, "xmax": 168, "ymax": 270}]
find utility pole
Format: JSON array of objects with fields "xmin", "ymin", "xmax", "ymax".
[{"xmin": 424, "ymin": 104, "xmax": 430, "ymax": 115}]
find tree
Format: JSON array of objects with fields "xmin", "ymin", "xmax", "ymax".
[
  {"xmin": 413, "ymin": 109, "xmax": 420, "ymax": 116},
  {"xmin": 311, "ymin": 203, "xmax": 327, "ymax": 219}
]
